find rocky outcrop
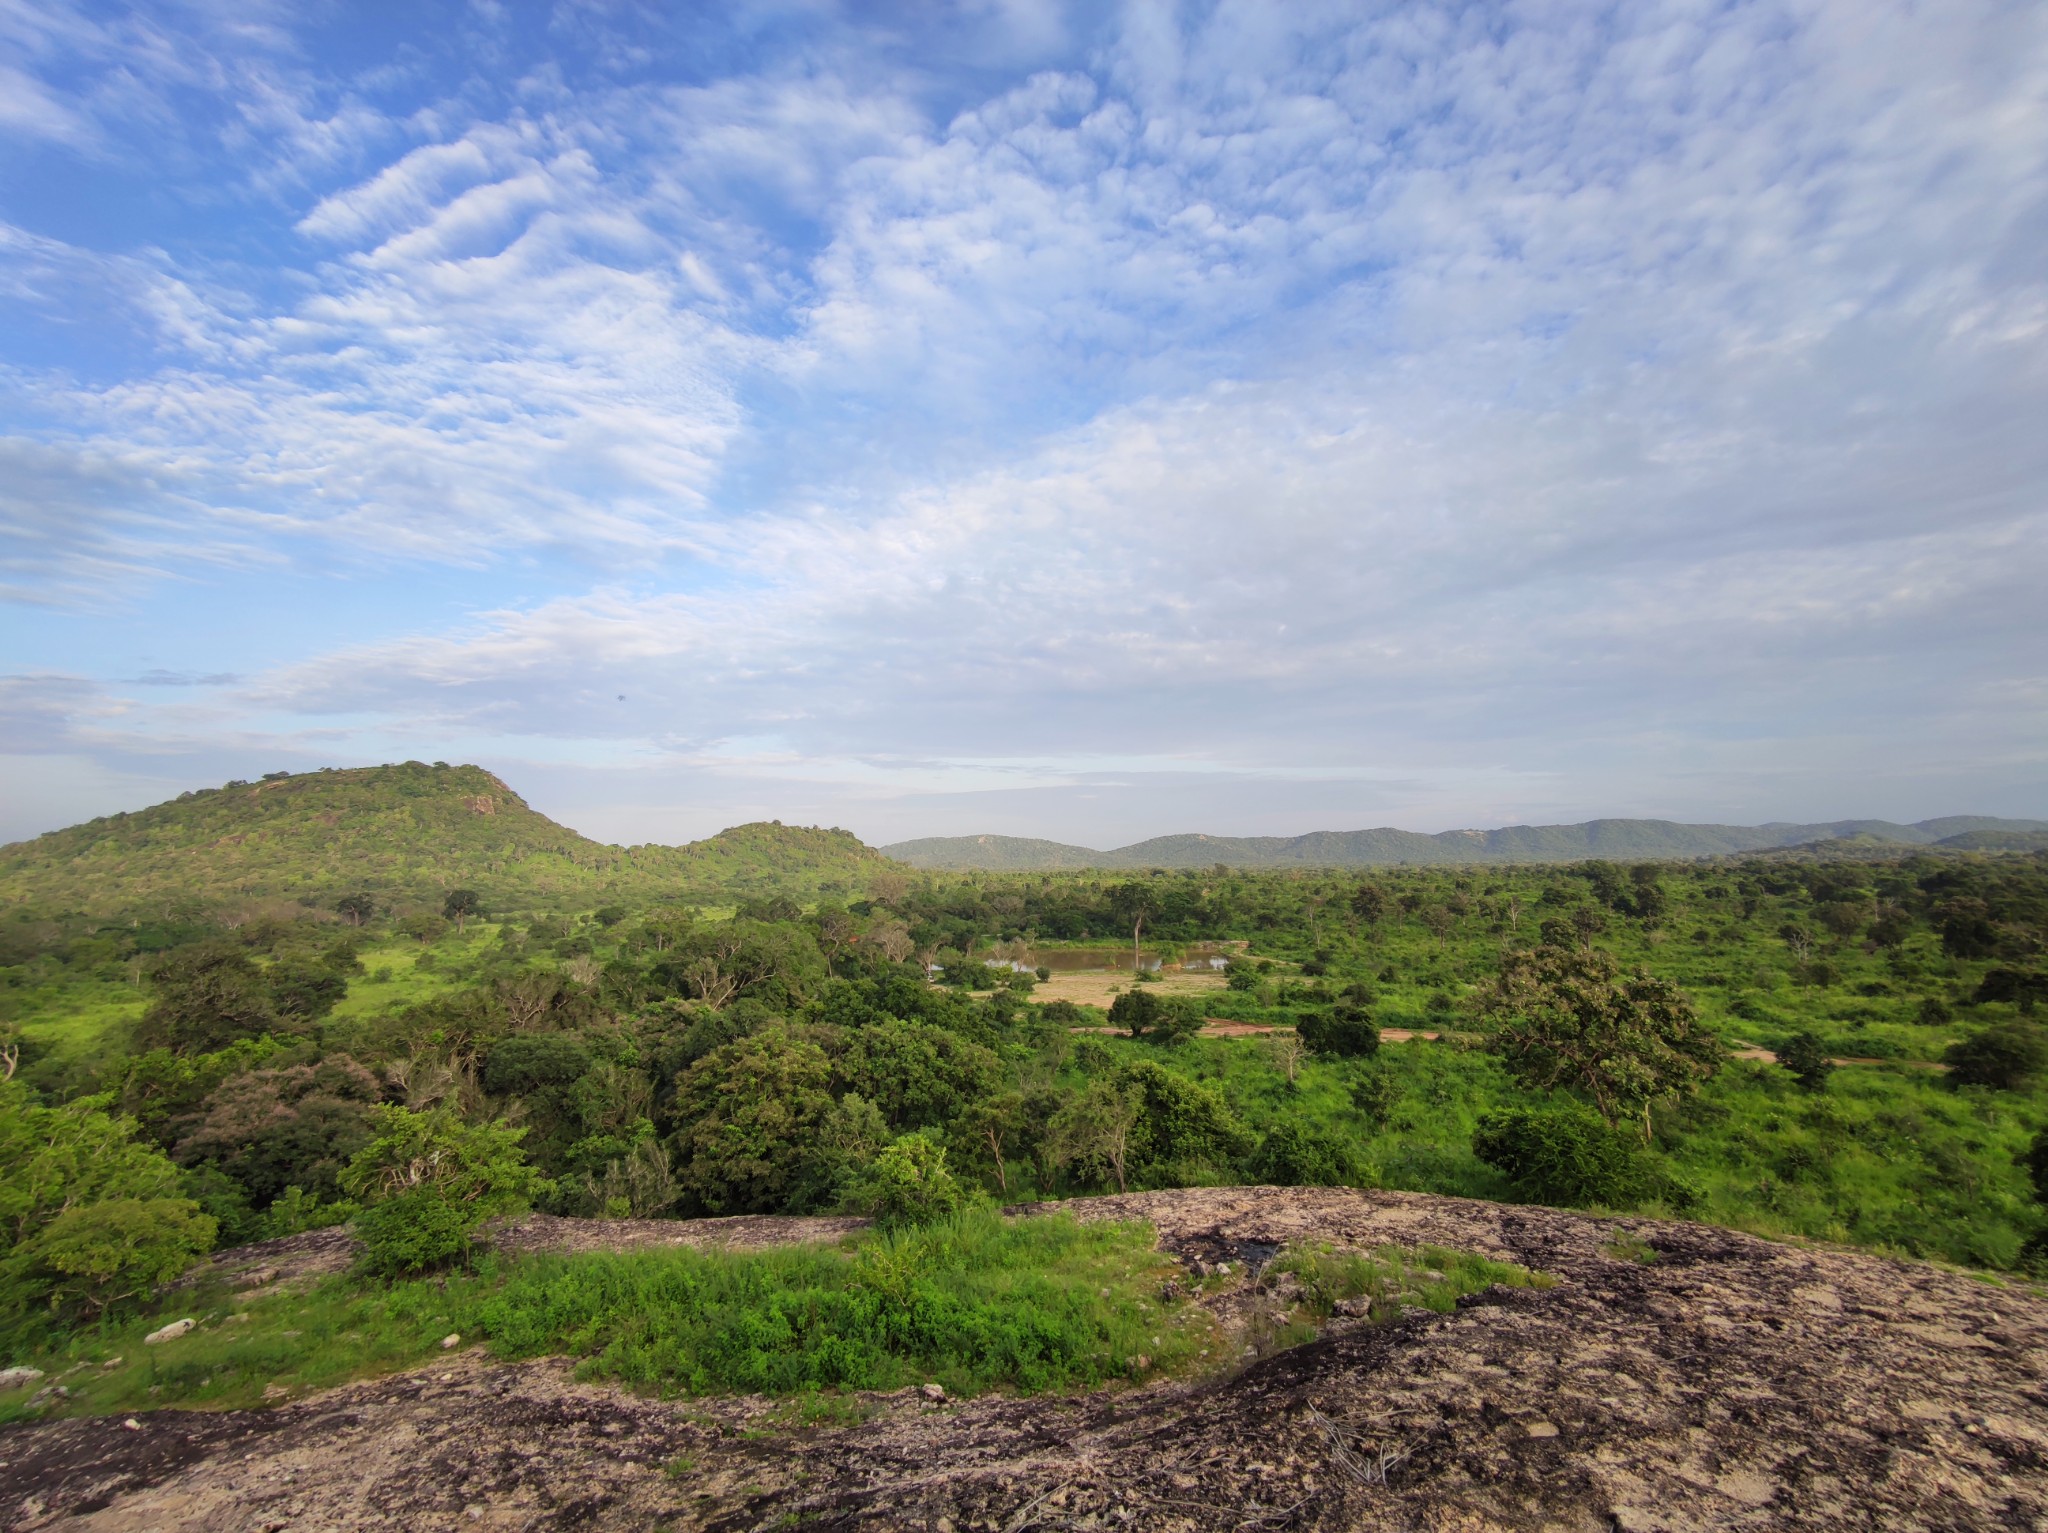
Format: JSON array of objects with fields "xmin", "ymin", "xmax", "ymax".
[{"xmin": 6, "ymin": 1187, "xmax": 2046, "ymax": 1531}]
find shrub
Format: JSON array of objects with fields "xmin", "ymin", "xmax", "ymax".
[
  {"xmin": 1297, "ymin": 1005, "xmax": 1380, "ymax": 1059},
  {"xmin": 1347, "ymin": 1067, "xmax": 1398, "ymax": 1127},
  {"xmin": 1117, "ymin": 1061, "xmax": 1253, "ymax": 1174},
  {"xmin": 261, "ymin": 1185, "xmax": 358, "ymax": 1239},
  {"xmin": 1943, "ymin": 1023, "xmax": 2048, "ymax": 1092},
  {"xmin": 1472, "ymin": 1104, "xmax": 1661, "ymax": 1209},
  {"xmin": 340, "ymin": 1106, "xmax": 551, "ymax": 1215},
  {"xmin": 841, "ymin": 1134, "xmax": 967, "ymax": 1228},
  {"xmin": 1254, "ymin": 1123, "xmax": 1367, "ymax": 1187},
  {"xmin": 355, "ymin": 1189, "xmax": 475, "ymax": 1277},
  {"xmin": 17, "ymin": 1197, "xmax": 216, "ymax": 1314},
  {"xmin": 1777, "ymin": 1032, "xmax": 1834, "ymax": 1093}
]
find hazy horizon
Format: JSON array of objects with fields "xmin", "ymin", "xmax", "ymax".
[
  {"xmin": 1, "ymin": 754, "xmax": 2039, "ymax": 855},
  {"xmin": 4, "ymin": 2, "xmax": 2044, "ymax": 847}
]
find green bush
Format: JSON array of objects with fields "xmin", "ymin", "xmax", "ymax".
[
  {"xmin": 17, "ymin": 1197, "xmax": 216, "ymax": 1315},
  {"xmin": 261, "ymin": 1185, "xmax": 358, "ymax": 1240},
  {"xmin": 1777, "ymin": 1031, "xmax": 1833, "ymax": 1093},
  {"xmin": 1253, "ymin": 1123, "xmax": 1367, "ymax": 1187},
  {"xmin": 840, "ymin": 1133, "xmax": 966, "ymax": 1228},
  {"xmin": 354, "ymin": 1190, "xmax": 474, "ymax": 1277},
  {"xmin": 1297, "ymin": 1005, "xmax": 1380, "ymax": 1059},
  {"xmin": 1944, "ymin": 1022, "xmax": 2048, "ymax": 1092},
  {"xmin": 1472, "ymin": 1104, "xmax": 1661, "ymax": 1209},
  {"xmin": 340, "ymin": 1105, "xmax": 551, "ymax": 1216}
]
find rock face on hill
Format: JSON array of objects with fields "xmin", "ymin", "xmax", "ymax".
[{"xmin": 7, "ymin": 1187, "xmax": 2047, "ymax": 1531}]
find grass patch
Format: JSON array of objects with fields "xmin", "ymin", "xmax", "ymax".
[
  {"xmin": 1274, "ymin": 1242, "xmax": 1555, "ymax": 1325},
  {"xmin": 1603, "ymin": 1232, "xmax": 1659, "ymax": 1264},
  {"xmin": 2, "ymin": 1210, "xmax": 1213, "ymax": 1420}
]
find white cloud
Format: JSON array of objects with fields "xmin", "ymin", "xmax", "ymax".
[{"xmin": 0, "ymin": 0, "xmax": 2043, "ymax": 839}]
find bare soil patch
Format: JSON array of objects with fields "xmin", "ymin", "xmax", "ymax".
[
  {"xmin": 8, "ymin": 1187, "xmax": 2047, "ymax": 1531},
  {"xmin": 1028, "ymin": 967, "xmax": 1229, "ymax": 1011}
]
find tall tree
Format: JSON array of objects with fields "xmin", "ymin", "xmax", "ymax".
[
  {"xmin": 1107, "ymin": 882, "xmax": 1160, "ymax": 978},
  {"xmin": 1476, "ymin": 945, "xmax": 1720, "ymax": 1142},
  {"xmin": 442, "ymin": 889, "xmax": 483, "ymax": 933},
  {"xmin": 1350, "ymin": 884, "xmax": 1388, "ymax": 940}
]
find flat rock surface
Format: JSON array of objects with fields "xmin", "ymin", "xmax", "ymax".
[{"xmin": 7, "ymin": 1187, "xmax": 2047, "ymax": 1531}]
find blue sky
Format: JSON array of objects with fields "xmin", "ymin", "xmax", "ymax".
[{"xmin": 2, "ymin": 0, "xmax": 2044, "ymax": 848}]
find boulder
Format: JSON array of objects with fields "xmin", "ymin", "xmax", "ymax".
[{"xmin": 144, "ymin": 1319, "xmax": 196, "ymax": 1346}]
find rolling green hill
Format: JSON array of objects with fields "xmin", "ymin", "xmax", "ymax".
[
  {"xmin": 879, "ymin": 834, "xmax": 1107, "ymax": 871},
  {"xmin": 882, "ymin": 815, "xmax": 2048, "ymax": 870},
  {"xmin": 0, "ymin": 762, "xmax": 899, "ymax": 915}
]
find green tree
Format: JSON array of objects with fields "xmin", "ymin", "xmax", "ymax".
[
  {"xmin": 442, "ymin": 889, "xmax": 483, "ymax": 932},
  {"xmin": 954, "ymin": 1092, "xmax": 1024, "ymax": 1197},
  {"xmin": 836, "ymin": 1019, "xmax": 1001, "ymax": 1132},
  {"xmin": 339, "ymin": 1105, "xmax": 550, "ymax": 1216},
  {"xmin": 173, "ymin": 1056, "xmax": 381, "ymax": 1205},
  {"xmin": 1297, "ymin": 1004, "xmax": 1380, "ymax": 1059},
  {"xmin": 1047, "ymin": 1080, "xmax": 1142, "ymax": 1193},
  {"xmin": 2019, "ymin": 1126, "xmax": 2048, "ymax": 1204},
  {"xmin": 1868, "ymin": 905, "xmax": 1913, "ymax": 950},
  {"xmin": 1937, "ymin": 901, "xmax": 1998, "ymax": 959},
  {"xmin": 400, "ymin": 913, "xmax": 450, "ymax": 947},
  {"xmin": 0, "ymin": 1077, "xmax": 214, "ymax": 1319},
  {"xmin": 18, "ymin": 1197, "xmax": 216, "ymax": 1315},
  {"xmin": 1107, "ymin": 882, "xmax": 1160, "ymax": 977},
  {"xmin": 669, "ymin": 1026, "xmax": 835, "ymax": 1213},
  {"xmin": 1108, "ymin": 988, "xmax": 1202, "ymax": 1045},
  {"xmin": 1117, "ymin": 1060, "xmax": 1252, "ymax": 1174},
  {"xmin": 354, "ymin": 1191, "xmax": 476, "ymax": 1277},
  {"xmin": 1944, "ymin": 1023, "xmax": 2048, "ymax": 1092},
  {"xmin": 1814, "ymin": 902, "xmax": 1868, "ymax": 945},
  {"xmin": 1350, "ymin": 884, "xmax": 1387, "ymax": 937},
  {"xmin": 135, "ymin": 944, "xmax": 282, "ymax": 1054},
  {"xmin": 1253, "ymin": 1123, "xmax": 1365, "ymax": 1187},
  {"xmin": 1777, "ymin": 1031, "xmax": 1834, "ymax": 1094},
  {"xmin": 335, "ymin": 893, "xmax": 376, "ymax": 927},
  {"xmin": 266, "ymin": 955, "xmax": 349, "ymax": 1022},
  {"xmin": 1347, "ymin": 1067, "xmax": 1398, "ymax": 1128},
  {"xmin": 1477, "ymin": 945, "xmax": 1720, "ymax": 1140}
]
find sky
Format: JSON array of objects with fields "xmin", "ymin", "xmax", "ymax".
[{"xmin": 1, "ymin": 0, "xmax": 2044, "ymax": 851}]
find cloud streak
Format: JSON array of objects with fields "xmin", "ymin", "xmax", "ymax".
[{"xmin": 0, "ymin": 0, "xmax": 2043, "ymax": 843}]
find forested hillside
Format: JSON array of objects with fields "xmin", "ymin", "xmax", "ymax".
[
  {"xmin": 0, "ymin": 762, "xmax": 897, "ymax": 915},
  {"xmin": 887, "ymin": 816, "xmax": 2048, "ymax": 870}
]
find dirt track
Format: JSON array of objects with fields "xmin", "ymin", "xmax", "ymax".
[{"xmin": 7, "ymin": 1187, "xmax": 2047, "ymax": 1532}]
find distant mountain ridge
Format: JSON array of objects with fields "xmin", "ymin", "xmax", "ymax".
[
  {"xmin": 882, "ymin": 816, "xmax": 2048, "ymax": 870},
  {"xmin": 0, "ymin": 763, "xmax": 897, "ymax": 915}
]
